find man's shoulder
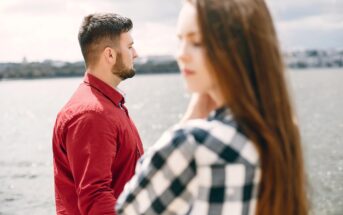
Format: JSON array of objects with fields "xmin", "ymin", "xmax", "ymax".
[
  {"xmin": 68, "ymin": 83, "xmax": 113, "ymax": 109},
  {"xmin": 55, "ymin": 85, "xmax": 120, "ymax": 128},
  {"xmin": 55, "ymin": 107, "xmax": 104, "ymax": 130}
]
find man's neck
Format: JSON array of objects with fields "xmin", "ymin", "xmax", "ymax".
[{"xmin": 86, "ymin": 68, "xmax": 121, "ymax": 88}]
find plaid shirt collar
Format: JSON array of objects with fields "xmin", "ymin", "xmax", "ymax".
[{"xmin": 208, "ymin": 106, "xmax": 233, "ymax": 122}]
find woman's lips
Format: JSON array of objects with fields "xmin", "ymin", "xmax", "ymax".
[{"xmin": 182, "ymin": 69, "xmax": 195, "ymax": 76}]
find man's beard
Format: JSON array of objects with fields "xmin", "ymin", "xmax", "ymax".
[{"xmin": 111, "ymin": 53, "xmax": 136, "ymax": 80}]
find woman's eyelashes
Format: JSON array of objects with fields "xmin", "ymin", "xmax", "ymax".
[{"xmin": 191, "ymin": 41, "xmax": 202, "ymax": 47}]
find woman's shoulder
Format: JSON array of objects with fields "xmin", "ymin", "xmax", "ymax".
[
  {"xmin": 168, "ymin": 118, "xmax": 260, "ymax": 166},
  {"xmin": 148, "ymin": 116, "xmax": 259, "ymax": 167}
]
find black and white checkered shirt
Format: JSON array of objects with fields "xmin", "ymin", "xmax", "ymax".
[{"xmin": 116, "ymin": 107, "xmax": 261, "ymax": 215}]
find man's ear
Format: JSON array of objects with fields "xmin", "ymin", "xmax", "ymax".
[{"xmin": 103, "ymin": 47, "xmax": 117, "ymax": 65}]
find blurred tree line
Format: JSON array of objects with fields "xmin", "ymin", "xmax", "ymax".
[
  {"xmin": 0, "ymin": 57, "xmax": 179, "ymax": 80},
  {"xmin": 1, "ymin": 49, "xmax": 342, "ymax": 80}
]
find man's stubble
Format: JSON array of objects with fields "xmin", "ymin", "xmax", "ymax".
[{"xmin": 112, "ymin": 53, "xmax": 136, "ymax": 80}]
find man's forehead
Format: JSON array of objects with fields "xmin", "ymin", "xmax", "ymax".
[{"xmin": 120, "ymin": 32, "xmax": 133, "ymax": 43}]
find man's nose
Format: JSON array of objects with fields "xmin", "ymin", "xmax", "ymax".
[{"xmin": 133, "ymin": 48, "xmax": 138, "ymax": 59}]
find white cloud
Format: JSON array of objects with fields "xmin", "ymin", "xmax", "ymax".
[
  {"xmin": 267, "ymin": 0, "xmax": 343, "ymax": 50},
  {"xmin": 133, "ymin": 22, "xmax": 178, "ymax": 57},
  {"xmin": 0, "ymin": 0, "xmax": 341, "ymax": 62},
  {"xmin": 275, "ymin": 14, "xmax": 343, "ymax": 50},
  {"xmin": 0, "ymin": 0, "xmax": 181, "ymax": 62},
  {"xmin": 277, "ymin": 13, "xmax": 343, "ymax": 32}
]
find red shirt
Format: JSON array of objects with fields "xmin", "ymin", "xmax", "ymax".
[{"xmin": 52, "ymin": 73, "xmax": 144, "ymax": 215}]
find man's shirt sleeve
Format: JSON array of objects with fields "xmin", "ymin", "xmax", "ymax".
[
  {"xmin": 65, "ymin": 111, "xmax": 118, "ymax": 215},
  {"xmin": 116, "ymin": 129, "xmax": 197, "ymax": 215}
]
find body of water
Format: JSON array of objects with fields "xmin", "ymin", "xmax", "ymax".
[{"xmin": 0, "ymin": 69, "xmax": 342, "ymax": 214}]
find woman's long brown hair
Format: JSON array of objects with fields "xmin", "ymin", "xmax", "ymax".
[{"xmin": 190, "ymin": 0, "xmax": 308, "ymax": 214}]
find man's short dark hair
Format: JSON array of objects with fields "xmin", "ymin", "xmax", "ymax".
[{"xmin": 78, "ymin": 13, "xmax": 133, "ymax": 66}]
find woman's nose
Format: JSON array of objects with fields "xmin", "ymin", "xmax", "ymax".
[{"xmin": 176, "ymin": 41, "xmax": 189, "ymax": 63}]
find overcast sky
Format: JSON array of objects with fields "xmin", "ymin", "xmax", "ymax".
[{"xmin": 0, "ymin": 0, "xmax": 342, "ymax": 62}]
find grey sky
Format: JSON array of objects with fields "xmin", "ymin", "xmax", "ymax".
[{"xmin": 0, "ymin": 0, "xmax": 342, "ymax": 62}]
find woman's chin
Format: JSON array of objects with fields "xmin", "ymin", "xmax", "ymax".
[
  {"xmin": 183, "ymin": 80, "xmax": 208, "ymax": 94},
  {"xmin": 184, "ymin": 84, "xmax": 197, "ymax": 93}
]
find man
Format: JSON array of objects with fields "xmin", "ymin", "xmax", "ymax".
[{"xmin": 52, "ymin": 13, "xmax": 143, "ymax": 215}]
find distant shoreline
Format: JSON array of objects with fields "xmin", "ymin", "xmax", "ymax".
[
  {"xmin": 0, "ymin": 68, "xmax": 341, "ymax": 82},
  {"xmin": 1, "ymin": 50, "xmax": 342, "ymax": 80},
  {"xmin": 0, "ymin": 71, "xmax": 180, "ymax": 82}
]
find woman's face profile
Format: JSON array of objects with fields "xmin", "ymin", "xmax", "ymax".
[{"xmin": 176, "ymin": 2, "xmax": 215, "ymax": 95}]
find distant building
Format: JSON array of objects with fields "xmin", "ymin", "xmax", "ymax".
[
  {"xmin": 283, "ymin": 49, "xmax": 343, "ymax": 69},
  {"xmin": 22, "ymin": 57, "xmax": 28, "ymax": 65}
]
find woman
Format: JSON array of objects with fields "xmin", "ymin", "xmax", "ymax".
[{"xmin": 116, "ymin": 0, "xmax": 308, "ymax": 214}]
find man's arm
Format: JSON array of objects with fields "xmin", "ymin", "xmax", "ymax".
[{"xmin": 66, "ymin": 111, "xmax": 118, "ymax": 215}]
